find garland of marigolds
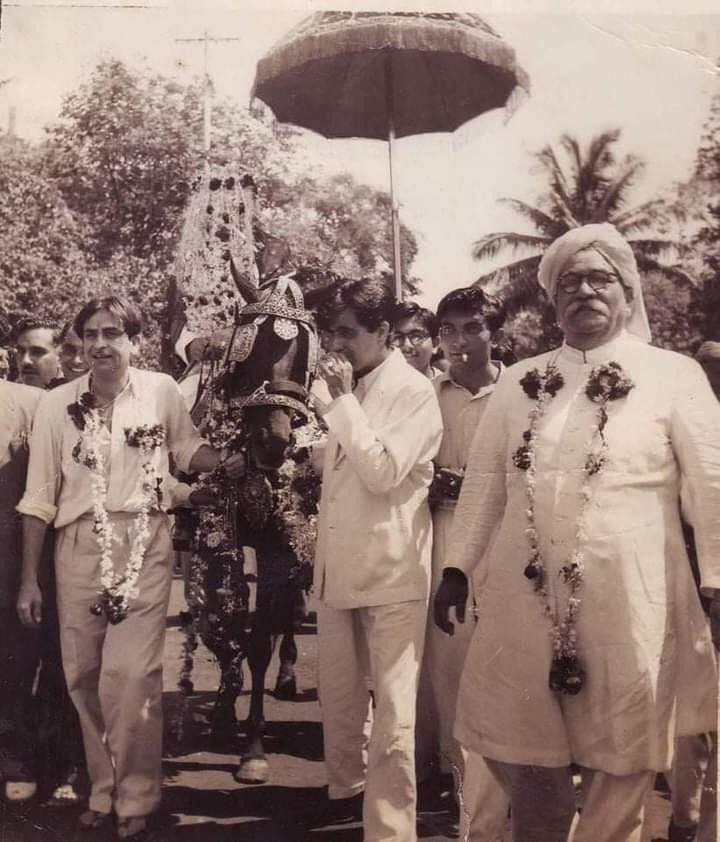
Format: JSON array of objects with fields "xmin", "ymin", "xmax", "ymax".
[{"xmin": 512, "ymin": 360, "xmax": 635, "ymax": 695}]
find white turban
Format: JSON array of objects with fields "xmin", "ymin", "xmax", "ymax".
[{"xmin": 537, "ymin": 223, "xmax": 652, "ymax": 343}]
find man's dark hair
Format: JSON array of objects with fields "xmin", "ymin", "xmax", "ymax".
[
  {"xmin": 59, "ymin": 320, "xmax": 78, "ymax": 343},
  {"xmin": 317, "ymin": 279, "xmax": 395, "ymax": 335},
  {"xmin": 12, "ymin": 317, "xmax": 62, "ymax": 346},
  {"xmin": 74, "ymin": 296, "xmax": 143, "ymax": 340},
  {"xmin": 392, "ymin": 301, "xmax": 440, "ymax": 339},
  {"xmin": 436, "ymin": 286, "xmax": 506, "ymax": 333}
]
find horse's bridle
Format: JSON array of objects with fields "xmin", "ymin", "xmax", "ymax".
[{"xmin": 231, "ymin": 378, "xmax": 310, "ymax": 421}]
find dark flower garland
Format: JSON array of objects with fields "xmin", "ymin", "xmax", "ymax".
[{"xmin": 514, "ymin": 358, "xmax": 634, "ymax": 695}]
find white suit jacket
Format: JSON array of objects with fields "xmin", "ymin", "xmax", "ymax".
[{"xmin": 313, "ymin": 350, "xmax": 443, "ymax": 609}]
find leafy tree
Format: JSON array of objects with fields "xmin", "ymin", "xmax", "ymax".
[
  {"xmin": 689, "ymin": 89, "xmax": 720, "ymax": 341},
  {"xmin": 472, "ymin": 130, "xmax": 685, "ymax": 355},
  {"xmin": 34, "ymin": 59, "xmax": 420, "ymax": 366},
  {"xmin": 0, "ymin": 136, "xmax": 94, "ymax": 326}
]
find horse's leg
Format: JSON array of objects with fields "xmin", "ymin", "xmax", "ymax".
[
  {"xmin": 274, "ymin": 630, "xmax": 298, "ymax": 700},
  {"xmin": 203, "ymin": 623, "xmax": 243, "ymax": 734},
  {"xmin": 236, "ymin": 611, "xmax": 275, "ymax": 784},
  {"xmin": 274, "ymin": 587, "xmax": 306, "ymax": 700}
]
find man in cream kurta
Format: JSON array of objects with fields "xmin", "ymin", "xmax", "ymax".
[
  {"xmin": 435, "ymin": 225, "xmax": 720, "ymax": 842},
  {"xmin": 313, "ymin": 280, "xmax": 442, "ymax": 842}
]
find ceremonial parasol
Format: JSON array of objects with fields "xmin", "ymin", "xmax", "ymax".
[{"xmin": 252, "ymin": 11, "xmax": 530, "ymax": 299}]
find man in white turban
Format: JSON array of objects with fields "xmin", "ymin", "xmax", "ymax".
[{"xmin": 435, "ymin": 224, "xmax": 720, "ymax": 842}]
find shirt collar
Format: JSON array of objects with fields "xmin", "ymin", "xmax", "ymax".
[
  {"xmin": 354, "ymin": 349, "xmax": 397, "ymax": 394},
  {"xmin": 435, "ymin": 361, "xmax": 504, "ymax": 399},
  {"xmin": 79, "ymin": 366, "xmax": 139, "ymax": 400}
]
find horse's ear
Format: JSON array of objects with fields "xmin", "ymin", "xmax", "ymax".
[{"xmin": 229, "ymin": 255, "xmax": 260, "ymax": 304}]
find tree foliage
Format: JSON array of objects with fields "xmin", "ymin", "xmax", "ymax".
[
  {"xmin": 472, "ymin": 130, "xmax": 687, "ymax": 356},
  {"xmin": 688, "ymin": 89, "xmax": 720, "ymax": 341},
  {"xmin": 0, "ymin": 59, "xmax": 420, "ymax": 364},
  {"xmin": 0, "ymin": 136, "xmax": 94, "ymax": 327}
]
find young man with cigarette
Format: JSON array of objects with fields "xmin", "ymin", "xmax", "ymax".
[{"xmin": 420, "ymin": 286, "xmax": 509, "ymax": 835}]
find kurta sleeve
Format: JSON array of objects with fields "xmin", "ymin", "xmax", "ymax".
[
  {"xmin": 323, "ymin": 386, "xmax": 442, "ymax": 495},
  {"xmin": 447, "ymin": 378, "xmax": 510, "ymax": 578},
  {"xmin": 17, "ymin": 392, "xmax": 62, "ymax": 524},
  {"xmin": 669, "ymin": 357, "xmax": 720, "ymax": 591},
  {"xmin": 161, "ymin": 375, "xmax": 207, "ymax": 473}
]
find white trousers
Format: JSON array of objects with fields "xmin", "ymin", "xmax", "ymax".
[
  {"xmin": 459, "ymin": 751, "xmax": 510, "ymax": 842},
  {"xmin": 56, "ymin": 515, "xmax": 172, "ymax": 818},
  {"xmin": 484, "ymin": 759, "xmax": 654, "ymax": 842},
  {"xmin": 417, "ymin": 506, "xmax": 475, "ymax": 780},
  {"xmin": 318, "ymin": 599, "xmax": 427, "ymax": 842}
]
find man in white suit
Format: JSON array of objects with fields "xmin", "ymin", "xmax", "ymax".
[{"xmin": 313, "ymin": 279, "xmax": 443, "ymax": 841}]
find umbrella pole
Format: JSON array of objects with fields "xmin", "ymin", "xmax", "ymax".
[
  {"xmin": 388, "ymin": 121, "xmax": 403, "ymax": 301},
  {"xmin": 385, "ymin": 53, "xmax": 403, "ymax": 302}
]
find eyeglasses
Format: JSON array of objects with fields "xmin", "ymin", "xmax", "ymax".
[
  {"xmin": 391, "ymin": 330, "xmax": 431, "ymax": 348},
  {"xmin": 438, "ymin": 322, "xmax": 488, "ymax": 340},
  {"xmin": 556, "ymin": 270, "xmax": 620, "ymax": 295}
]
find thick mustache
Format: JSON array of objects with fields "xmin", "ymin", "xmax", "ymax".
[{"xmin": 568, "ymin": 301, "xmax": 604, "ymax": 314}]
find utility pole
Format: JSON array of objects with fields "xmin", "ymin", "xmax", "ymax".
[{"xmin": 174, "ymin": 31, "xmax": 242, "ymax": 171}]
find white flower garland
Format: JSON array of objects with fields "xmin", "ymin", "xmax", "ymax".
[{"xmin": 69, "ymin": 392, "xmax": 165, "ymax": 624}]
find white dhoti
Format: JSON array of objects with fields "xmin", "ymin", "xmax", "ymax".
[
  {"xmin": 55, "ymin": 513, "xmax": 172, "ymax": 818},
  {"xmin": 318, "ymin": 599, "xmax": 427, "ymax": 842}
]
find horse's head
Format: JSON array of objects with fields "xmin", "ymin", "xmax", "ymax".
[{"xmin": 221, "ymin": 269, "xmax": 319, "ymax": 471}]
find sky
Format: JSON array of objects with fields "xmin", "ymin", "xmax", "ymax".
[{"xmin": 1, "ymin": 2, "xmax": 719, "ymax": 306}]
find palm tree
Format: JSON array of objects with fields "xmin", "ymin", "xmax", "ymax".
[{"xmin": 473, "ymin": 130, "xmax": 687, "ymax": 329}]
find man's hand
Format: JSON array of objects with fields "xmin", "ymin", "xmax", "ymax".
[
  {"xmin": 318, "ymin": 353, "xmax": 353, "ymax": 400},
  {"xmin": 433, "ymin": 567, "xmax": 469, "ymax": 636},
  {"xmin": 17, "ymin": 580, "xmax": 42, "ymax": 627},
  {"xmin": 188, "ymin": 486, "xmax": 217, "ymax": 507},
  {"xmin": 222, "ymin": 452, "xmax": 247, "ymax": 480},
  {"xmin": 709, "ymin": 593, "xmax": 720, "ymax": 651}
]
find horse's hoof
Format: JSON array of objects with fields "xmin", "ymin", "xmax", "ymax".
[
  {"xmin": 273, "ymin": 674, "xmax": 297, "ymax": 701},
  {"xmin": 235, "ymin": 756, "xmax": 270, "ymax": 784}
]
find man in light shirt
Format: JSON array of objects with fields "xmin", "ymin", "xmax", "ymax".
[
  {"xmin": 419, "ymin": 286, "xmax": 509, "ymax": 837},
  {"xmin": 17, "ymin": 295, "xmax": 245, "ymax": 838},
  {"xmin": 0, "ymin": 379, "xmax": 42, "ymax": 802},
  {"xmin": 312, "ymin": 279, "xmax": 443, "ymax": 841}
]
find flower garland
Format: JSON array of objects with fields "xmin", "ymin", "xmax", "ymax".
[
  {"xmin": 513, "ymin": 360, "xmax": 634, "ymax": 695},
  {"xmin": 68, "ymin": 392, "xmax": 165, "ymax": 624},
  {"xmin": 173, "ymin": 399, "xmax": 324, "ymax": 729}
]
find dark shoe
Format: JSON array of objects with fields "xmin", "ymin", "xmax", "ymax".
[
  {"xmin": 668, "ymin": 819, "xmax": 699, "ymax": 842},
  {"xmin": 307, "ymin": 792, "xmax": 363, "ymax": 827},
  {"xmin": 78, "ymin": 809, "xmax": 112, "ymax": 831}
]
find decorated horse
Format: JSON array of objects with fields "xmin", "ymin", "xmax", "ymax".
[
  {"xmin": 168, "ymin": 167, "xmax": 333, "ymax": 781},
  {"xmin": 174, "ymin": 261, "xmax": 323, "ymax": 784}
]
